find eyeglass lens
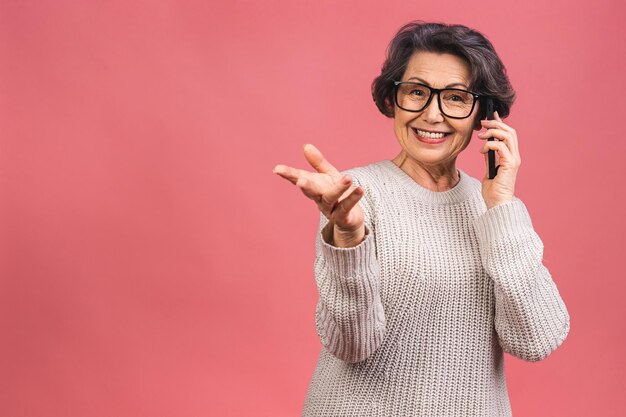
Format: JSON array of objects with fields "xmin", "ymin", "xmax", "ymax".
[{"xmin": 396, "ymin": 83, "xmax": 475, "ymax": 118}]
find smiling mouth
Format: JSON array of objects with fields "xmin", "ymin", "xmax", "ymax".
[{"xmin": 412, "ymin": 128, "xmax": 451, "ymax": 140}]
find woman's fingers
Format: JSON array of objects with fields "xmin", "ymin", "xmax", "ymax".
[
  {"xmin": 295, "ymin": 176, "xmax": 324, "ymax": 202},
  {"xmin": 273, "ymin": 164, "xmax": 308, "ymax": 185},
  {"xmin": 274, "ymin": 143, "xmax": 341, "ymax": 185},
  {"xmin": 303, "ymin": 144, "xmax": 341, "ymax": 176},
  {"xmin": 332, "ymin": 186, "xmax": 364, "ymax": 222},
  {"xmin": 274, "ymin": 159, "xmax": 364, "ymax": 230},
  {"xmin": 294, "ymin": 173, "xmax": 362, "ymax": 225},
  {"xmin": 479, "ymin": 113, "xmax": 519, "ymax": 158},
  {"xmin": 477, "ymin": 128, "xmax": 513, "ymax": 154},
  {"xmin": 478, "ymin": 127, "xmax": 518, "ymax": 156},
  {"xmin": 295, "ymin": 173, "xmax": 352, "ymax": 212},
  {"xmin": 483, "ymin": 111, "xmax": 514, "ymax": 133},
  {"xmin": 275, "ymin": 144, "xmax": 364, "ymax": 227},
  {"xmin": 480, "ymin": 140, "xmax": 517, "ymax": 169},
  {"xmin": 494, "ymin": 111, "xmax": 519, "ymax": 158},
  {"xmin": 319, "ymin": 175, "xmax": 354, "ymax": 214}
]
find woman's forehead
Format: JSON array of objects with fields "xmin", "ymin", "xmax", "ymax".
[{"xmin": 403, "ymin": 51, "xmax": 471, "ymax": 88}]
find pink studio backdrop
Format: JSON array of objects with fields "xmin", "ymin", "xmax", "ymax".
[{"xmin": 1, "ymin": 1, "xmax": 624, "ymax": 416}]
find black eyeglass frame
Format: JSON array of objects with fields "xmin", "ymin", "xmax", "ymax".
[{"xmin": 393, "ymin": 80, "xmax": 482, "ymax": 119}]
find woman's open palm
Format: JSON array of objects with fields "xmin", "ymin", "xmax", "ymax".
[{"xmin": 273, "ymin": 144, "xmax": 364, "ymax": 234}]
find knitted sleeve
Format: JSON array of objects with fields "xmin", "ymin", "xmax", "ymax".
[
  {"xmin": 472, "ymin": 197, "xmax": 571, "ymax": 362},
  {"xmin": 312, "ymin": 174, "xmax": 386, "ymax": 363}
]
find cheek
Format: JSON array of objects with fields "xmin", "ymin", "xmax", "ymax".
[
  {"xmin": 457, "ymin": 132, "xmax": 472, "ymax": 148},
  {"xmin": 393, "ymin": 111, "xmax": 415, "ymax": 130},
  {"xmin": 449, "ymin": 124, "xmax": 474, "ymax": 147},
  {"xmin": 393, "ymin": 117, "xmax": 408, "ymax": 137},
  {"xmin": 454, "ymin": 122, "xmax": 474, "ymax": 138}
]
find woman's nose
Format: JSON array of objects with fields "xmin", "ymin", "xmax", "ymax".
[{"xmin": 421, "ymin": 94, "xmax": 445, "ymax": 123}]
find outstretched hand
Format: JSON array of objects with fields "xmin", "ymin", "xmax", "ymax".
[{"xmin": 273, "ymin": 144, "xmax": 365, "ymax": 242}]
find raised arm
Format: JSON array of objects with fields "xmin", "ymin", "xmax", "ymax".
[
  {"xmin": 273, "ymin": 144, "xmax": 386, "ymax": 362},
  {"xmin": 473, "ymin": 197, "xmax": 571, "ymax": 362}
]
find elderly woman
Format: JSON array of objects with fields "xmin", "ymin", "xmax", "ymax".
[{"xmin": 273, "ymin": 21, "xmax": 570, "ymax": 416}]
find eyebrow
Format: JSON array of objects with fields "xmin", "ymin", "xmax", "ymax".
[{"xmin": 407, "ymin": 76, "xmax": 468, "ymax": 89}]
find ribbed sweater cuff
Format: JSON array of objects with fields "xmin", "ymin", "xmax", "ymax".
[
  {"xmin": 473, "ymin": 197, "xmax": 533, "ymax": 244},
  {"xmin": 319, "ymin": 225, "xmax": 376, "ymax": 278}
]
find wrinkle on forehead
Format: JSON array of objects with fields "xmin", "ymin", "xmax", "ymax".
[{"xmin": 403, "ymin": 51, "xmax": 471, "ymax": 88}]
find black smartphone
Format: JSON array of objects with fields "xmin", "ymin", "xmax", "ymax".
[{"xmin": 485, "ymin": 98, "xmax": 497, "ymax": 179}]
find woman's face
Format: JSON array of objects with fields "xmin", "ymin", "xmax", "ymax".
[{"xmin": 393, "ymin": 51, "xmax": 481, "ymax": 169}]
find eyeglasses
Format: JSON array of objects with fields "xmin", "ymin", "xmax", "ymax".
[{"xmin": 393, "ymin": 81, "xmax": 481, "ymax": 119}]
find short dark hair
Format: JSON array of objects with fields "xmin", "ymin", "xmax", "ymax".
[{"xmin": 371, "ymin": 21, "xmax": 516, "ymax": 120}]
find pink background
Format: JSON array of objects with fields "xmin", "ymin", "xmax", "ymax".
[{"xmin": 1, "ymin": 1, "xmax": 624, "ymax": 416}]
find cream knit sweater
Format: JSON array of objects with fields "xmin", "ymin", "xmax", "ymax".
[{"xmin": 301, "ymin": 159, "xmax": 570, "ymax": 417}]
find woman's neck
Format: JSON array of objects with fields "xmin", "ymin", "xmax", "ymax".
[{"xmin": 391, "ymin": 153, "xmax": 460, "ymax": 192}]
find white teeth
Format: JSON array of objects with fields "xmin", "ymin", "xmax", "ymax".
[{"xmin": 415, "ymin": 129, "xmax": 447, "ymax": 139}]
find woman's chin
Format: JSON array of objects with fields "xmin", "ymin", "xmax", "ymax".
[{"xmin": 407, "ymin": 146, "xmax": 451, "ymax": 161}]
